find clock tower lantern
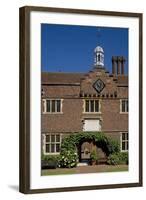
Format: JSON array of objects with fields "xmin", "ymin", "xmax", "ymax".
[{"xmin": 94, "ymin": 46, "xmax": 104, "ymax": 67}]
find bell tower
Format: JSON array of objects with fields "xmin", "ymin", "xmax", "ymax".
[{"xmin": 94, "ymin": 46, "xmax": 104, "ymax": 67}]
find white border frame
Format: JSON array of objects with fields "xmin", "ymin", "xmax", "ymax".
[{"xmin": 30, "ymin": 11, "xmax": 139, "ymax": 190}]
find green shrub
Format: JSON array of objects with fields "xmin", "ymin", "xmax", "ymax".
[
  {"xmin": 107, "ymin": 152, "xmax": 128, "ymax": 165},
  {"xmin": 118, "ymin": 152, "xmax": 128, "ymax": 164},
  {"xmin": 41, "ymin": 154, "xmax": 59, "ymax": 169},
  {"xmin": 90, "ymin": 150, "xmax": 98, "ymax": 162},
  {"xmin": 58, "ymin": 149, "xmax": 78, "ymax": 168},
  {"xmin": 41, "ymin": 154, "xmax": 59, "ymax": 162},
  {"xmin": 107, "ymin": 153, "xmax": 120, "ymax": 165},
  {"xmin": 106, "ymin": 138, "xmax": 120, "ymax": 155}
]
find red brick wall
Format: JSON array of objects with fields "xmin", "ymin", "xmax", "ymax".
[
  {"xmin": 101, "ymin": 99, "xmax": 128, "ymax": 131},
  {"xmin": 41, "ymin": 69, "xmax": 128, "ymax": 135},
  {"xmin": 41, "ymin": 98, "xmax": 83, "ymax": 133}
]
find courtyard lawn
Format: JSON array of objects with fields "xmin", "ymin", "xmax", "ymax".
[{"xmin": 41, "ymin": 164, "xmax": 128, "ymax": 176}]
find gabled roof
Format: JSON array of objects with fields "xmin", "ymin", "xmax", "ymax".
[
  {"xmin": 42, "ymin": 72, "xmax": 84, "ymax": 84},
  {"xmin": 42, "ymin": 72, "xmax": 128, "ymax": 86}
]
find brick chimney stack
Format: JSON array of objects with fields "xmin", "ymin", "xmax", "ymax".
[
  {"xmin": 112, "ymin": 56, "xmax": 126, "ymax": 75},
  {"xmin": 121, "ymin": 56, "xmax": 126, "ymax": 75},
  {"xmin": 112, "ymin": 56, "xmax": 117, "ymax": 74}
]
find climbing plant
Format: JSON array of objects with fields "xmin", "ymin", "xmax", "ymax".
[
  {"xmin": 61, "ymin": 132, "xmax": 120, "ymax": 156},
  {"xmin": 58, "ymin": 132, "xmax": 120, "ymax": 168}
]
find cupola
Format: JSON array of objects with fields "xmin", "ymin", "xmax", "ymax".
[{"xmin": 94, "ymin": 46, "xmax": 104, "ymax": 67}]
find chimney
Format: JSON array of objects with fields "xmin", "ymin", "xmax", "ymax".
[
  {"xmin": 117, "ymin": 56, "xmax": 121, "ymax": 74},
  {"xmin": 112, "ymin": 56, "xmax": 117, "ymax": 75},
  {"xmin": 112, "ymin": 56, "xmax": 126, "ymax": 75},
  {"xmin": 121, "ymin": 56, "xmax": 126, "ymax": 75}
]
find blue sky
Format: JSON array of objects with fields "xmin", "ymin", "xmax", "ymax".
[{"xmin": 41, "ymin": 24, "xmax": 128, "ymax": 74}]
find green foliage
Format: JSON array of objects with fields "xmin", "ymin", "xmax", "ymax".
[
  {"xmin": 106, "ymin": 138, "xmax": 120, "ymax": 155},
  {"xmin": 61, "ymin": 135, "xmax": 77, "ymax": 152},
  {"xmin": 107, "ymin": 152, "xmax": 128, "ymax": 165},
  {"xmin": 107, "ymin": 153, "xmax": 121, "ymax": 165},
  {"xmin": 61, "ymin": 132, "xmax": 120, "ymax": 156},
  {"xmin": 90, "ymin": 150, "xmax": 98, "ymax": 162},
  {"xmin": 118, "ymin": 152, "xmax": 128, "ymax": 164},
  {"xmin": 41, "ymin": 154, "xmax": 59, "ymax": 162},
  {"xmin": 41, "ymin": 154, "xmax": 59, "ymax": 169},
  {"xmin": 58, "ymin": 149, "xmax": 78, "ymax": 168}
]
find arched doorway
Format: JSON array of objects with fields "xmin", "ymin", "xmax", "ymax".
[
  {"xmin": 60, "ymin": 132, "xmax": 120, "ymax": 168},
  {"xmin": 78, "ymin": 139, "xmax": 107, "ymax": 164}
]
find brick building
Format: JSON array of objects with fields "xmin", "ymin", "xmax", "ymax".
[{"xmin": 41, "ymin": 46, "xmax": 128, "ymax": 162}]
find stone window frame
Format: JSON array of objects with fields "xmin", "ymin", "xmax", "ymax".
[
  {"xmin": 42, "ymin": 99, "xmax": 63, "ymax": 114},
  {"xmin": 120, "ymin": 99, "xmax": 128, "ymax": 114},
  {"xmin": 44, "ymin": 134, "xmax": 62, "ymax": 155},
  {"xmin": 120, "ymin": 132, "xmax": 128, "ymax": 152},
  {"xmin": 83, "ymin": 99, "xmax": 101, "ymax": 114}
]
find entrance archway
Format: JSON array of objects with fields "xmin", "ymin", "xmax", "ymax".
[
  {"xmin": 60, "ymin": 132, "xmax": 120, "ymax": 166},
  {"xmin": 78, "ymin": 139, "xmax": 107, "ymax": 164}
]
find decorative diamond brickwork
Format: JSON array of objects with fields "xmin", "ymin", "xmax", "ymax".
[{"xmin": 93, "ymin": 79, "xmax": 105, "ymax": 93}]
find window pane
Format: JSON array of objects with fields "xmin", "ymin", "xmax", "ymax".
[
  {"xmin": 126, "ymin": 100, "xmax": 128, "ymax": 112},
  {"xmin": 42, "ymin": 100, "xmax": 45, "ymax": 113},
  {"xmin": 46, "ymin": 144, "xmax": 50, "ymax": 153},
  {"xmin": 126, "ymin": 133, "xmax": 128, "ymax": 140},
  {"xmin": 90, "ymin": 100, "xmax": 94, "ymax": 112},
  {"xmin": 52, "ymin": 100, "xmax": 55, "ymax": 112},
  {"xmin": 56, "ymin": 144, "xmax": 60, "ymax": 152},
  {"xmin": 122, "ymin": 100, "xmax": 125, "ymax": 112},
  {"xmin": 56, "ymin": 100, "xmax": 61, "ymax": 112},
  {"xmin": 56, "ymin": 135, "xmax": 60, "ymax": 142},
  {"xmin": 122, "ymin": 133, "xmax": 125, "ymax": 140},
  {"xmin": 85, "ymin": 100, "xmax": 89, "ymax": 112},
  {"xmin": 51, "ymin": 135, "xmax": 55, "ymax": 142},
  {"xmin": 46, "ymin": 135, "xmax": 50, "ymax": 142},
  {"xmin": 122, "ymin": 142, "xmax": 125, "ymax": 151},
  {"xmin": 126, "ymin": 142, "xmax": 128, "ymax": 150},
  {"xmin": 95, "ymin": 100, "xmax": 99, "ymax": 112},
  {"xmin": 51, "ymin": 144, "xmax": 55, "ymax": 152},
  {"xmin": 46, "ymin": 100, "xmax": 50, "ymax": 112}
]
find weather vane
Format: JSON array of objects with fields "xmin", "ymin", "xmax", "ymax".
[{"xmin": 97, "ymin": 27, "xmax": 101, "ymax": 45}]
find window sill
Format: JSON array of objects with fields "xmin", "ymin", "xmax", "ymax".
[
  {"xmin": 42, "ymin": 112, "xmax": 63, "ymax": 114},
  {"xmin": 44, "ymin": 152, "xmax": 60, "ymax": 155},
  {"xmin": 121, "ymin": 150, "xmax": 128, "ymax": 152},
  {"xmin": 120, "ymin": 112, "xmax": 128, "ymax": 114},
  {"xmin": 83, "ymin": 112, "xmax": 102, "ymax": 114}
]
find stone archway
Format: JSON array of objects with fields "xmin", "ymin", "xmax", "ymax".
[
  {"xmin": 60, "ymin": 132, "xmax": 120, "ymax": 167},
  {"xmin": 78, "ymin": 139, "xmax": 107, "ymax": 164}
]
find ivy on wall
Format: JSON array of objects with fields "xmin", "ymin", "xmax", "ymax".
[{"xmin": 61, "ymin": 132, "xmax": 120, "ymax": 156}]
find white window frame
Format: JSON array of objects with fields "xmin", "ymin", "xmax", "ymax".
[
  {"xmin": 120, "ymin": 99, "xmax": 128, "ymax": 114},
  {"xmin": 83, "ymin": 99, "xmax": 101, "ymax": 113},
  {"xmin": 44, "ymin": 134, "xmax": 62, "ymax": 155},
  {"xmin": 42, "ymin": 99, "xmax": 63, "ymax": 114},
  {"xmin": 120, "ymin": 132, "xmax": 128, "ymax": 152}
]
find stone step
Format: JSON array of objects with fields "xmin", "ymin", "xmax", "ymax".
[{"xmin": 77, "ymin": 162, "xmax": 88, "ymax": 167}]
